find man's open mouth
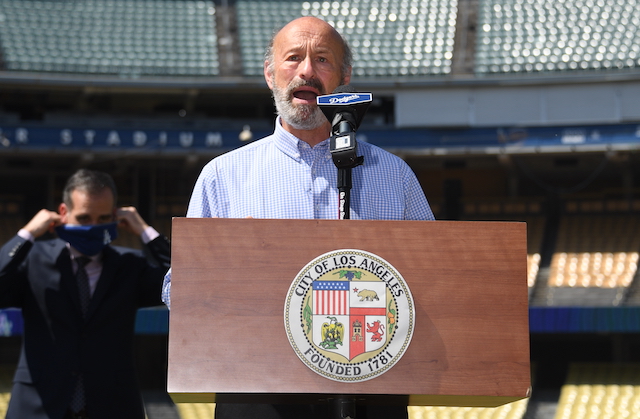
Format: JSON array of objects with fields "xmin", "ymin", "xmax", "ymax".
[{"xmin": 292, "ymin": 89, "xmax": 319, "ymax": 101}]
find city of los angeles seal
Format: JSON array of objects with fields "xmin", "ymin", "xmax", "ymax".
[{"xmin": 284, "ymin": 249, "xmax": 415, "ymax": 382}]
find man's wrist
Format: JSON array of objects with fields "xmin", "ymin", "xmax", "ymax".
[
  {"xmin": 17, "ymin": 229, "xmax": 35, "ymax": 243},
  {"xmin": 140, "ymin": 226, "xmax": 160, "ymax": 244}
]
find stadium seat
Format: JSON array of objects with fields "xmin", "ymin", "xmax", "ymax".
[
  {"xmin": 236, "ymin": 0, "xmax": 457, "ymax": 77},
  {"xmin": 0, "ymin": 364, "xmax": 13, "ymax": 418},
  {"xmin": 476, "ymin": 0, "xmax": 640, "ymax": 74},
  {"xmin": 407, "ymin": 398, "xmax": 529, "ymax": 419},
  {"xmin": 0, "ymin": 0, "xmax": 220, "ymax": 76},
  {"xmin": 460, "ymin": 198, "xmax": 545, "ymax": 297},
  {"xmin": 175, "ymin": 402, "xmax": 216, "ymax": 419},
  {"xmin": 173, "ymin": 401, "xmax": 529, "ymax": 419},
  {"xmin": 0, "ymin": 198, "xmax": 24, "ymax": 245},
  {"xmin": 545, "ymin": 212, "xmax": 640, "ymax": 306},
  {"xmin": 549, "ymin": 252, "xmax": 638, "ymax": 288},
  {"xmin": 528, "ymin": 253, "xmax": 541, "ymax": 289},
  {"xmin": 555, "ymin": 363, "xmax": 640, "ymax": 419},
  {"xmin": 0, "ymin": 218, "xmax": 23, "ymax": 246}
]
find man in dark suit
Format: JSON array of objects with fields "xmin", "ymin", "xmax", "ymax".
[{"xmin": 0, "ymin": 169, "xmax": 170, "ymax": 419}]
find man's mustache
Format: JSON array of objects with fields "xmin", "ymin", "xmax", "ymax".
[{"xmin": 287, "ymin": 78, "xmax": 325, "ymax": 96}]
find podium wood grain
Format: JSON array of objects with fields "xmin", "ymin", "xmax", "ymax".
[{"xmin": 168, "ymin": 218, "xmax": 530, "ymax": 407}]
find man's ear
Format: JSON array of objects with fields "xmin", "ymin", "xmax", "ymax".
[
  {"xmin": 342, "ymin": 66, "xmax": 352, "ymax": 86},
  {"xmin": 58, "ymin": 203, "xmax": 69, "ymax": 224},
  {"xmin": 264, "ymin": 61, "xmax": 274, "ymax": 90}
]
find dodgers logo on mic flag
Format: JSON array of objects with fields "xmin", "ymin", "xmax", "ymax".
[
  {"xmin": 316, "ymin": 87, "xmax": 372, "ymax": 133},
  {"xmin": 285, "ymin": 249, "xmax": 415, "ymax": 382},
  {"xmin": 316, "ymin": 92, "xmax": 373, "ymax": 106}
]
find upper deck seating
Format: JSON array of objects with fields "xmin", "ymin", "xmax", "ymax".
[
  {"xmin": 476, "ymin": 0, "xmax": 640, "ymax": 74},
  {"xmin": 236, "ymin": 0, "xmax": 458, "ymax": 77},
  {"xmin": 0, "ymin": 0, "xmax": 219, "ymax": 76}
]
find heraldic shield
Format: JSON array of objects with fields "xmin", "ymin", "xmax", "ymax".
[{"xmin": 310, "ymin": 278, "xmax": 389, "ymax": 361}]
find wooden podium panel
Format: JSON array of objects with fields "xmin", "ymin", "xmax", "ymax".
[{"xmin": 168, "ymin": 218, "xmax": 530, "ymax": 407}]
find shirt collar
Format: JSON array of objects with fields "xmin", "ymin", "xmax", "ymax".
[
  {"xmin": 67, "ymin": 243, "xmax": 102, "ymax": 264},
  {"xmin": 273, "ymin": 116, "xmax": 330, "ymax": 161}
]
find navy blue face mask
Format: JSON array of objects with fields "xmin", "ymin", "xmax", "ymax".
[{"xmin": 55, "ymin": 222, "xmax": 119, "ymax": 256}]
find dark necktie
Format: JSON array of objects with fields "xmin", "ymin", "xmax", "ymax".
[
  {"xmin": 70, "ymin": 256, "xmax": 91, "ymax": 413},
  {"xmin": 75, "ymin": 256, "xmax": 91, "ymax": 317}
]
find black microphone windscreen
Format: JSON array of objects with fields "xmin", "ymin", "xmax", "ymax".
[{"xmin": 332, "ymin": 85, "xmax": 356, "ymax": 94}]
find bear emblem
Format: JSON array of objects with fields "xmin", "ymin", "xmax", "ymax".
[{"xmin": 357, "ymin": 289, "xmax": 379, "ymax": 302}]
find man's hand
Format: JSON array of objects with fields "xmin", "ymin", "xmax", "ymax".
[
  {"xmin": 116, "ymin": 206, "xmax": 150, "ymax": 236},
  {"xmin": 23, "ymin": 209, "xmax": 62, "ymax": 238}
]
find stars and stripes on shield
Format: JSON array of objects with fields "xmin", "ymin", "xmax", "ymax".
[{"xmin": 313, "ymin": 280, "xmax": 350, "ymax": 315}]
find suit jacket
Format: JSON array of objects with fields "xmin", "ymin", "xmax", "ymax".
[{"xmin": 0, "ymin": 234, "xmax": 171, "ymax": 419}]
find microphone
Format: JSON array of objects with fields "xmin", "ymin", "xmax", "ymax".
[{"xmin": 317, "ymin": 85, "xmax": 372, "ymax": 169}]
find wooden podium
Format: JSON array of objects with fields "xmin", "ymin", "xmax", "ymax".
[{"xmin": 167, "ymin": 218, "xmax": 530, "ymax": 407}]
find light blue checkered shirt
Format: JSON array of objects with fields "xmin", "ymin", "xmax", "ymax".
[{"xmin": 162, "ymin": 117, "xmax": 434, "ymax": 307}]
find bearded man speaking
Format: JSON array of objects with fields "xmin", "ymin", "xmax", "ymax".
[{"xmin": 161, "ymin": 16, "xmax": 435, "ymax": 419}]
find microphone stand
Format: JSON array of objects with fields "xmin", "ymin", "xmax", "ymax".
[
  {"xmin": 318, "ymin": 88, "xmax": 371, "ymax": 419},
  {"xmin": 333, "ymin": 120, "xmax": 363, "ymax": 221},
  {"xmin": 329, "ymin": 121, "xmax": 363, "ymax": 419},
  {"xmin": 337, "ymin": 166, "xmax": 351, "ymax": 220},
  {"xmin": 329, "ymin": 395, "xmax": 357, "ymax": 419}
]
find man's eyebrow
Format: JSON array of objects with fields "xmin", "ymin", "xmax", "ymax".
[
  {"xmin": 314, "ymin": 49, "xmax": 333, "ymax": 56},
  {"xmin": 283, "ymin": 47, "xmax": 305, "ymax": 56}
]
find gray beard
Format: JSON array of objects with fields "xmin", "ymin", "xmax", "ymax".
[{"xmin": 272, "ymin": 84, "xmax": 328, "ymax": 131}]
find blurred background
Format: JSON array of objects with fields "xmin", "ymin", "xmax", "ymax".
[{"xmin": 1, "ymin": 0, "xmax": 640, "ymax": 418}]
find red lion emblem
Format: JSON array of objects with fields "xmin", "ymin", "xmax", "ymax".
[{"xmin": 366, "ymin": 320, "xmax": 385, "ymax": 342}]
